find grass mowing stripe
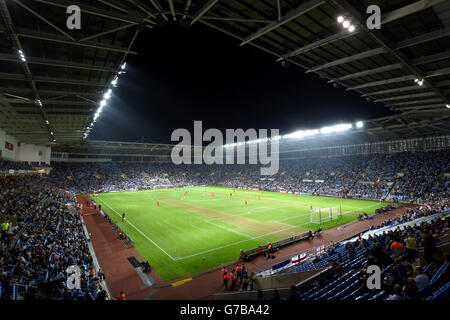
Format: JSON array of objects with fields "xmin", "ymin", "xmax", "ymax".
[
  {"xmin": 203, "ymin": 219, "xmax": 252, "ymax": 239},
  {"xmin": 95, "ymin": 197, "xmax": 176, "ymax": 261},
  {"xmin": 175, "ymin": 221, "xmax": 311, "ymax": 261}
]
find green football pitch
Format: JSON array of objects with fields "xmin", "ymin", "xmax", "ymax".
[{"xmin": 91, "ymin": 186, "xmax": 387, "ymax": 282}]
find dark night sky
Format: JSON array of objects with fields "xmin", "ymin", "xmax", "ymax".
[{"xmin": 89, "ymin": 22, "xmax": 394, "ymax": 144}]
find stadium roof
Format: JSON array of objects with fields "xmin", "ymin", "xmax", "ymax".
[{"xmin": 1, "ymin": 0, "xmax": 450, "ymax": 148}]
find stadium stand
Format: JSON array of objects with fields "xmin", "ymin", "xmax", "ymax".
[
  {"xmin": 49, "ymin": 150, "xmax": 449, "ymax": 203},
  {"xmin": 215, "ymin": 207, "xmax": 450, "ymax": 300},
  {"xmin": 0, "ymin": 175, "xmax": 108, "ymax": 300}
]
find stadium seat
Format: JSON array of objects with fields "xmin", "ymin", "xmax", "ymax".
[{"xmin": 426, "ymin": 282, "xmax": 450, "ymax": 300}]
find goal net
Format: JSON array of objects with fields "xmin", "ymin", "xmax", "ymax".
[{"xmin": 309, "ymin": 207, "xmax": 339, "ymax": 224}]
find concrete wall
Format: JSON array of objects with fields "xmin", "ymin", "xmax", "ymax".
[
  {"xmin": 16, "ymin": 143, "xmax": 51, "ymax": 164},
  {"xmin": 0, "ymin": 128, "xmax": 18, "ymax": 160},
  {"xmin": 213, "ymin": 268, "xmax": 327, "ymax": 300},
  {"xmin": 0, "ymin": 128, "xmax": 51, "ymax": 164}
]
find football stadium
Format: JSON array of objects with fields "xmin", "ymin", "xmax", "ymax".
[{"xmin": 0, "ymin": 0, "xmax": 450, "ymax": 306}]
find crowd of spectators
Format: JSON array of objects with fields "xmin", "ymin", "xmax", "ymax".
[
  {"xmin": 0, "ymin": 175, "xmax": 107, "ymax": 300},
  {"xmin": 0, "ymin": 159, "xmax": 32, "ymax": 171},
  {"xmin": 370, "ymin": 199, "xmax": 450, "ymax": 231},
  {"xmin": 49, "ymin": 150, "xmax": 449, "ymax": 203},
  {"xmin": 272, "ymin": 209, "xmax": 449, "ymax": 301}
]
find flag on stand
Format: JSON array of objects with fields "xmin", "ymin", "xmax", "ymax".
[
  {"xmin": 291, "ymin": 253, "xmax": 307, "ymax": 264},
  {"xmin": 316, "ymin": 245, "xmax": 325, "ymax": 254}
]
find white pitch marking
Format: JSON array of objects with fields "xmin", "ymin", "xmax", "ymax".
[{"xmin": 96, "ymin": 197, "xmax": 176, "ymax": 261}]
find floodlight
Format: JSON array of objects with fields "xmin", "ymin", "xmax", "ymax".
[
  {"xmin": 320, "ymin": 123, "xmax": 352, "ymax": 134},
  {"xmin": 121, "ymin": 62, "xmax": 126, "ymax": 70},
  {"xmin": 284, "ymin": 129, "xmax": 319, "ymax": 139},
  {"xmin": 104, "ymin": 89, "xmax": 112, "ymax": 100},
  {"xmin": 100, "ymin": 99, "xmax": 107, "ymax": 107},
  {"xmin": 348, "ymin": 25, "xmax": 355, "ymax": 32},
  {"xmin": 337, "ymin": 16, "xmax": 344, "ymax": 23},
  {"xmin": 356, "ymin": 121, "xmax": 364, "ymax": 128},
  {"xmin": 343, "ymin": 20, "xmax": 350, "ymax": 28},
  {"xmin": 446, "ymin": 104, "xmax": 450, "ymax": 109}
]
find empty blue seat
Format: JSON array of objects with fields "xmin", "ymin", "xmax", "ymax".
[
  {"xmin": 426, "ymin": 282, "xmax": 450, "ymax": 300},
  {"xmin": 368, "ymin": 291, "xmax": 387, "ymax": 301}
]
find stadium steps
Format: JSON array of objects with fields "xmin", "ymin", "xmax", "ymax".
[
  {"xmin": 347, "ymin": 159, "xmax": 376, "ymax": 196},
  {"xmin": 312, "ymin": 175, "xmax": 330, "ymax": 195},
  {"xmin": 384, "ymin": 178, "xmax": 399, "ymax": 201}
]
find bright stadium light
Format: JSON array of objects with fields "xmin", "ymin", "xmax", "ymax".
[
  {"xmin": 343, "ymin": 20, "xmax": 350, "ymax": 28},
  {"xmin": 446, "ymin": 104, "xmax": 450, "ymax": 109},
  {"xmin": 84, "ymin": 62, "xmax": 127, "ymax": 138},
  {"xmin": 284, "ymin": 129, "xmax": 319, "ymax": 139},
  {"xmin": 104, "ymin": 89, "xmax": 112, "ymax": 100},
  {"xmin": 337, "ymin": 16, "xmax": 344, "ymax": 23},
  {"xmin": 356, "ymin": 121, "xmax": 364, "ymax": 128},
  {"xmin": 18, "ymin": 49, "xmax": 26, "ymax": 62},
  {"xmin": 348, "ymin": 25, "xmax": 355, "ymax": 32},
  {"xmin": 320, "ymin": 123, "xmax": 352, "ymax": 134}
]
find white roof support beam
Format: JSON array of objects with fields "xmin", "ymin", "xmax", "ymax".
[
  {"xmin": 381, "ymin": 0, "xmax": 448, "ymax": 24},
  {"xmin": 375, "ymin": 92, "xmax": 437, "ymax": 102},
  {"xmin": 361, "ymin": 85, "xmax": 426, "ymax": 97},
  {"xmin": 168, "ymin": 0, "xmax": 177, "ymax": 21},
  {"xmin": 32, "ymin": 0, "xmax": 147, "ymax": 24},
  {"xmin": 0, "ymin": 25, "xmax": 138, "ymax": 54},
  {"xmin": 391, "ymin": 98, "xmax": 444, "ymax": 106},
  {"xmin": 331, "ymin": 63, "xmax": 403, "ymax": 81},
  {"xmin": 240, "ymin": 0, "xmax": 325, "ymax": 46},
  {"xmin": 347, "ymin": 76, "xmax": 417, "ymax": 90},
  {"xmin": 191, "ymin": 0, "xmax": 220, "ymax": 25},
  {"xmin": 306, "ymin": 48, "xmax": 387, "ymax": 73},
  {"xmin": 0, "ymin": 53, "xmax": 117, "ymax": 72}
]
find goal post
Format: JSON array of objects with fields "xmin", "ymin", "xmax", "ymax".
[{"xmin": 309, "ymin": 206, "xmax": 341, "ymax": 224}]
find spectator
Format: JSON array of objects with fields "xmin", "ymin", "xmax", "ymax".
[
  {"xmin": 387, "ymin": 284, "xmax": 406, "ymax": 300},
  {"xmin": 414, "ymin": 266, "xmax": 430, "ymax": 292}
]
